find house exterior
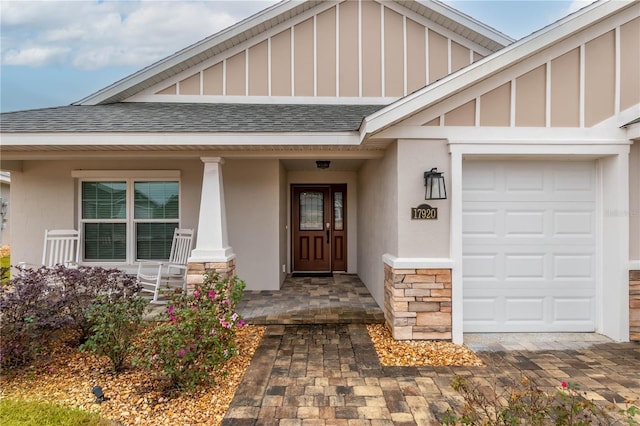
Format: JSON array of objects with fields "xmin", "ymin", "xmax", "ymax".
[
  {"xmin": 1, "ymin": 0, "xmax": 638, "ymax": 344},
  {"xmin": 0, "ymin": 172, "xmax": 9, "ymax": 245}
]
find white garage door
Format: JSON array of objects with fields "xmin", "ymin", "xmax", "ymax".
[{"xmin": 462, "ymin": 160, "xmax": 596, "ymax": 332}]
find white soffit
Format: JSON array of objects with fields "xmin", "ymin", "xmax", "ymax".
[{"xmin": 360, "ymin": 0, "xmax": 636, "ymax": 142}]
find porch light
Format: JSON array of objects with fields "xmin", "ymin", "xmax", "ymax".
[
  {"xmin": 424, "ymin": 168, "xmax": 447, "ymax": 200},
  {"xmin": 316, "ymin": 160, "xmax": 331, "ymax": 170}
]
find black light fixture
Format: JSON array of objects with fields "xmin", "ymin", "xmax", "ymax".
[
  {"xmin": 316, "ymin": 160, "xmax": 331, "ymax": 170},
  {"xmin": 424, "ymin": 168, "xmax": 447, "ymax": 200}
]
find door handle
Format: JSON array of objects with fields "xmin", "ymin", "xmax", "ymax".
[
  {"xmin": 326, "ymin": 229, "xmax": 330, "ymax": 244},
  {"xmin": 326, "ymin": 222, "xmax": 331, "ymax": 244}
]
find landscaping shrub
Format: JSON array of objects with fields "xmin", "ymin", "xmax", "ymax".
[
  {"xmin": 46, "ymin": 265, "xmax": 140, "ymax": 343},
  {"xmin": 441, "ymin": 375, "xmax": 639, "ymax": 425},
  {"xmin": 0, "ymin": 265, "xmax": 140, "ymax": 370},
  {"xmin": 138, "ymin": 272, "xmax": 246, "ymax": 391},
  {"xmin": 0, "ymin": 267, "xmax": 68, "ymax": 369},
  {"xmin": 81, "ymin": 293, "xmax": 148, "ymax": 372}
]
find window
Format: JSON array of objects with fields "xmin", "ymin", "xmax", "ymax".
[{"xmin": 78, "ymin": 173, "xmax": 180, "ymax": 263}]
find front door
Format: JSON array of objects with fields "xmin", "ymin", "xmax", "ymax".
[{"xmin": 292, "ymin": 184, "xmax": 347, "ymax": 272}]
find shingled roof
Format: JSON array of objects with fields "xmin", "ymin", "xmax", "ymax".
[{"xmin": 0, "ymin": 103, "xmax": 385, "ymax": 133}]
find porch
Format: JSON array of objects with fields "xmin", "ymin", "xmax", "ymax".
[{"xmin": 237, "ymin": 274, "xmax": 385, "ymax": 325}]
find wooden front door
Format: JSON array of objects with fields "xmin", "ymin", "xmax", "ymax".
[{"xmin": 292, "ymin": 184, "xmax": 347, "ymax": 272}]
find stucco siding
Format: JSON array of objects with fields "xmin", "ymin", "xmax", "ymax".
[
  {"xmin": 225, "ymin": 159, "xmax": 281, "ymax": 291},
  {"xmin": 631, "ymin": 141, "xmax": 640, "ymax": 261},
  {"xmin": 9, "ymin": 159, "xmax": 202, "ymax": 269},
  {"xmin": 397, "ymin": 139, "xmax": 450, "ymax": 258},
  {"xmin": 358, "ymin": 143, "xmax": 398, "ymax": 308}
]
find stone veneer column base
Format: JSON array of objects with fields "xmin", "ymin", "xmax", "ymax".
[
  {"xmin": 631, "ymin": 270, "xmax": 640, "ymax": 342},
  {"xmin": 186, "ymin": 259, "xmax": 236, "ymax": 293},
  {"xmin": 384, "ymin": 264, "xmax": 452, "ymax": 340}
]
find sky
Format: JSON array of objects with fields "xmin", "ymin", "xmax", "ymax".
[{"xmin": 0, "ymin": 0, "xmax": 592, "ymax": 113}]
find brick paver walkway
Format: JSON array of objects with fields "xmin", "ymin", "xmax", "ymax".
[{"xmin": 223, "ymin": 324, "xmax": 640, "ymax": 425}]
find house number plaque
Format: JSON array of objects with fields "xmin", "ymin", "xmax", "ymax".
[{"xmin": 411, "ymin": 204, "xmax": 438, "ymax": 220}]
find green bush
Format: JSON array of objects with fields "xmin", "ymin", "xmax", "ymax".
[
  {"xmin": 441, "ymin": 375, "xmax": 639, "ymax": 425},
  {"xmin": 81, "ymin": 294, "xmax": 148, "ymax": 372},
  {"xmin": 137, "ymin": 272, "xmax": 246, "ymax": 391}
]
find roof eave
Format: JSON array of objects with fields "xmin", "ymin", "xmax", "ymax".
[{"xmin": 360, "ymin": 0, "xmax": 634, "ymax": 142}]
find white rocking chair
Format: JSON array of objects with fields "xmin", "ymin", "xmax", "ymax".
[
  {"xmin": 42, "ymin": 229, "xmax": 81, "ymax": 268},
  {"xmin": 137, "ymin": 228, "xmax": 194, "ymax": 304}
]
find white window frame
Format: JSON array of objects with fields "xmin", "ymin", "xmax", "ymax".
[{"xmin": 72, "ymin": 170, "xmax": 181, "ymax": 265}]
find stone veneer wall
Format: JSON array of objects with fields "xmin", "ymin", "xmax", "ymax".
[
  {"xmin": 384, "ymin": 264, "xmax": 452, "ymax": 340},
  {"xmin": 631, "ymin": 270, "xmax": 640, "ymax": 342},
  {"xmin": 187, "ymin": 259, "xmax": 236, "ymax": 292}
]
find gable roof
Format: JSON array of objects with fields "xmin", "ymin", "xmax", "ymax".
[
  {"xmin": 360, "ymin": 0, "xmax": 638, "ymax": 140},
  {"xmin": 0, "ymin": 103, "xmax": 384, "ymax": 133},
  {"xmin": 74, "ymin": 0, "xmax": 513, "ymax": 106}
]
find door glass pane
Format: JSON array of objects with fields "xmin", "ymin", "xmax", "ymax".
[
  {"xmin": 334, "ymin": 192, "xmax": 343, "ymax": 231},
  {"xmin": 134, "ymin": 181, "xmax": 179, "ymax": 219},
  {"xmin": 136, "ymin": 222, "xmax": 178, "ymax": 260},
  {"xmin": 83, "ymin": 223, "xmax": 126, "ymax": 261},
  {"xmin": 82, "ymin": 182, "xmax": 126, "ymax": 219},
  {"xmin": 300, "ymin": 191, "xmax": 323, "ymax": 230}
]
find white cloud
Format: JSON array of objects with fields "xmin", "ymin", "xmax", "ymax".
[{"xmin": 0, "ymin": 0, "xmax": 278, "ymax": 69}]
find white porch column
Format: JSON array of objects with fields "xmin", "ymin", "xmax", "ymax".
[{"xmin": 189, "ymin": 157, "xmax": 234, "ymax": 262}]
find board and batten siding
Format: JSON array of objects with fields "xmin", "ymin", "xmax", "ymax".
[
  {"xmin": 415, "ymin": 16, "xmax": 639, "ymax": 129},
  {"xmin": 150, "ymin": 0, "xmax": 487, "ymax": 100}
]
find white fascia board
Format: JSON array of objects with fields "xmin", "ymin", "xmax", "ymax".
[
  {"xmin": 630, "ymin": 260, "xmax": 640, "ymax": 271},
  {"xmin": 414, "ymin": 0, "xmax": 514, "ymax": 47},
  {"xmin": 626, "ymin": 122, "xmax": 640, "ymax": 141},
  {"xmin": 360, "ymin": 0, "xmax": 632, "ymax": 142},
  {"xmin": 0, "ymin": 150, "xmax": 385, "ymax": 161},
  {"xmin": 74, "ymin": 0, "xmax": 304, "ymax": 106},
  {"xmin": 0, "ymin": 132, "xmax": 360, "ymax": 147}
]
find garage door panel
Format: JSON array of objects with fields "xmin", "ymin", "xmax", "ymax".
[
  {"xmin": 505, "ymin": 298, "xmax": 545, "ymax": 322},
  {"xmin": 462, "ymin": 210, "xmax": 499, "ymax": 236},
  {"xmin": 553, "ymin": 298, "xmax": 594, "ymax": 322},
  {"xmin": 505, "ymin": 254, "xmax": 546, "ymax": 279},
  {"xmin": 463, "ymin": 160, "xmax": 596, "ymax": 332},
  {"xmin": 553, "ymin": 210, "xmax": 594, "ymax": 236},
  {"xmin": 553, "ymin": 254, "xmax": 594, "ymax": 279}
]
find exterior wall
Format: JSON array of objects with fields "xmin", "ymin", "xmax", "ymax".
[
  {"xmin": 396, "ymin": 139, "xmax": 450, "ymax": 258},
  {"xmin": 631, "ymin": 141, "xmax": 640, "ymax": 262},
  {"xmin": 405, "ymin": 9, "xmax": 639, "ymax": 129},
  {"xmin": 278, "ymin": 161, "xmax": 288, "ymax": 285},
  {"xmin": 137, "ymin": 0, "xmax": 489, "ymax": 102},
  {"xmin": 631, "ymin": 141, "xmax": 640, "ymax": 342},
  {"xmin": 224, "ymin": 159, "xmax": 282, "ymax": 290},
  {"xmin": 0, "ymin": 174, "xmax": 9, "ymax": 246},
  {"xmin": 9, "ymin": 159, "xmax": 202, "ymax": 270},
  {"xmin": 358, "ymin": 143, "xmax": 398, "ymax": 307},
  {"xmin": 384, "ymin": 266, "xmax": 451, "ymax": 340},
  {"xmin": 287, "ymin": 170, "xmax": 358, "ymax": 274}
]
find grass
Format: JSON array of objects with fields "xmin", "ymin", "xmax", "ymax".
[
  {"xmin": 0, "ymin": 398, "xmax": 114, "ymax": 426},
  {"xmin": 1, "ymin": 255, "xmax": 9, "ymax": 284}
]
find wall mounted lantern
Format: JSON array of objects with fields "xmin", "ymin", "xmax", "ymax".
[
  {"xmin": 424, "ymin": 168, "xmax": 447, "ymax": 200},
  {"xmin": 316, "ymin": 160, "xmax": 331, "ymax": 170}
]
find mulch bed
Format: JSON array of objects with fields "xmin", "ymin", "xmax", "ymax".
[
  {"xmin": 367, "ymin": 324, "xmax": 484, "ymax": 367},
  {"xmin": 0, "ymin": 326, "xmax": 265, "ymax": 426},
  {"xmin": 1, "ymin": 324, "xmax": 484, "ymax": 425}
]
